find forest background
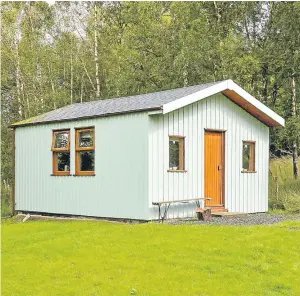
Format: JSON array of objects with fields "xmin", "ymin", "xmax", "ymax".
[{"xmin": 1, "ymin": 2, "xmax": 300, "ymax": 215}]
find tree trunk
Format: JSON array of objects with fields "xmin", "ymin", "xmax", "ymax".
[
  {"xmin": 47, "ymin": 61, "xmax": 56, "ymax": 109},
  {"xmin": 80, "ymin": 73, "xmax": 84, "ymax": 103},
  {"xmin": 94, "ymin": 4, "xmax": 100, "ymax": 99},
  {"xmin": 14, "ymin": 8, "xmax": 24, "ymax": 119},
  {"xmin": 15, "ymin": 46, "xmax": 23, "ymax": 119},
  {"xmin": 183, "ymin": 66, "xmax": 188, "ymax": 87},
  {"xmin": 291, "ymin": 75, "xmax": 298, "ymax": 179},
  {"xmin": 80, "ymin": 58, "xmax": 96, "ymax": 91},
  {"xmin": 70, "ymin": 50, "xmax": 73, "ymax": 104},
  {"xmin": 262, "ymin": 64, "xmax": 268, "ymax": 105},
  {"xmin": 271, "ymin": 82, "xmax": 278, "ymax": 106}
]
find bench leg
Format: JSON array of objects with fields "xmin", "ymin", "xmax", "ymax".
[
  {"xmin": 161, "ymin": 203, "xmax": 171, "ymax": 223},
  {"xmin": 158, "ymin": 205, "xmax": 161, "ymax": 222}
]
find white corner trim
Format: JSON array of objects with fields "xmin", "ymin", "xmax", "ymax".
[{"xmin": 162, "ymin": 79, "xmax": 285, "ymax": 127}]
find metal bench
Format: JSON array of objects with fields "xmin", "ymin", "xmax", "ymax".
[{"xmin": 152, "ymin": 197, "xmax": 211, "ymax": 222}]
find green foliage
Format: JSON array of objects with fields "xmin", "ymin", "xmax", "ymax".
[
  {"xmin": 284, "ymin": 194, "xmax": 300, "ymax": 213},
  {"xmin": 269, "ymin": 157, "xmax": 300, "ymax": 212},
  {"xmin": 1, "ymin": 2, "xmax": 300, "ymax": 208},
  {"xmin": 2, "ymin": 220, "xmax": 300, "ymax": 295}
]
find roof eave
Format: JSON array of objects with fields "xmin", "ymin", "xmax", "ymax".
[
  {"xmin": 162, "ymin": 79, "xmax": 285, "ymax": 127},
  {"xmin": 162, "ymin": 80, "xmax": 229, "ymax": 114},
  {"xmin": 10, "ymin": 107, "xmax": 162, "ymax": 128}
]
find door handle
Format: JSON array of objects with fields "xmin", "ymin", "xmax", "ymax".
[{"xmin": 218, "ymin": 165, "xmax": 222, "ymax": 171}]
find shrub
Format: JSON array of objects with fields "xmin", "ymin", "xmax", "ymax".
[{"xmin": 283, "ymin": 193, "xmax": 300, "ymax": 213}]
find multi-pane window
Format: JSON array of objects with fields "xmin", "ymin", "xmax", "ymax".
[
  {"xmin": 169, "ymin": 136, "xmax": 185, "ymax": 171},
  {"xmin": 242, "ymin": 141, "xmax": 256, "ymax": 172},
  {"xmin": 75, "ymin": 127, "xmax": 95, "ymax": 175},
  {"xmin": 52, "ymin": 130, "xmax": 70, "ymax": 175}
]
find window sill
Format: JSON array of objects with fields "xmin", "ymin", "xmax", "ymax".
[
  {"xmin": 73, "ymin": 173, "xmax": 96, "ymax": 177},
  {"xmin": 167, "ymin": 170, "xmax": 187, "ymax": 173},
  {"xmin": 51, "ymin": 173, "xmax": 71, "ymax": 176},
  {"xmin": 50, "ymin": 173, "xmax": 96, "ymax": 177},
  {"xmin": 241, "ymin": 170, "xmax": 257, "ymax": 173}
]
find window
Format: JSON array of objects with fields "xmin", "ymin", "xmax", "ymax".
[
  {"xmin": 75, "ymin": 127, "xmax": 95, "ymax": 175},
  {"xmin": 242, "ymin": 141, "xmax": 256, "ymax": 172},
  {"xmin": 168, "ymin": 136, "xmax": 185, "ymax": 172},
  {"xmin": 52, "ymin": 130, "xmax": 70, "ymax": 175}
]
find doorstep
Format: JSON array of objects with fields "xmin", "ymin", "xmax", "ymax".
[{"xmin": 211, "ymin": 212, "xmax": 248, "ymax": 217}]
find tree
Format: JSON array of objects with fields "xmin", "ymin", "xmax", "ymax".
[
  {"xmin": 263, "ymin": 2, "xmax": 300, "ymax": 178},
  {"xmin": 1, "ymin": 1, "xmax": 299, "ymax": 214}
]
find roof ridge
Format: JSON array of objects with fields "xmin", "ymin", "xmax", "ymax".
[
  {"xmin": 71, "ymin": 80, "xmax": 226, "ymax": 106},
  {"xmin": 11, "ymin": 80, "xmax": 227, "ymax": 127}
]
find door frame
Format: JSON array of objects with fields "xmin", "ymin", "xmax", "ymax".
[{"xmin": 204, "ymin": 129, "xmax": 226, "ymax": 207}]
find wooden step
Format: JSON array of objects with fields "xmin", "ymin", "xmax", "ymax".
[
  {"xmin": 210, "ymin": 207, "xmax": 228, "ymax": 213},
  {"xmin": 212, "ymin": 212, "xmax": 247, "ymax": 217}
]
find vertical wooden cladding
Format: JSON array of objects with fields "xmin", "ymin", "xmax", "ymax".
[
  {"xmin": 11, "ymin": 127, "xmax": 16, "ymax": 216},
  {"xmin": 204, "ymin": 131, "xmax": 225, "ymax": 207},
  {"xmin": 149, "ymin": 104, "xmax": 198, "ymax": 219},
  {"xmin": 14, "ymin": 113, "xmax": 149, "ymax": 220},
  {"xmin": 149, "ymin": 93, "xmax": 270, "ymax": 219}
]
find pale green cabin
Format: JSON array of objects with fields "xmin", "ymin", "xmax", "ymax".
[{"xmin": 12, "ymin": 80, "xmax": 284, "ymax": 220}]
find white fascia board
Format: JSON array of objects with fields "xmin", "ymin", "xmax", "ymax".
[
  {"xmin": 162, "ymin": 80, "xmax": 229, "ymax": 114},
  {"xmin": 228, "ymin": 80, "xmax": 285, "ymax": 126},
  {"xmin": 163, "ymin": 79, "xmax": 285, "ymax": 127}
]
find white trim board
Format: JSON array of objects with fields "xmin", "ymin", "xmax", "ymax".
[{"xmin": 162, "ymin": 79, "xmax": 285, "ymax": 127}]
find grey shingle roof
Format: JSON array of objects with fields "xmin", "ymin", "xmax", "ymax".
[{"xmin": 13, "ymin": 81, "xmax": 223, "ymax": 127}]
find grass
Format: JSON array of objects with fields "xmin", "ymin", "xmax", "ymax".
[
  {"xmin": 1, "ymin": 182, "xmax": 12, "ymax": 218},
  {"xmin": 1, "ymin": 202, "xmax": 10, "ymax": 218},
  {"xmin": 2, "ymin": 218, "xmax": 300, "ymax": 296}
]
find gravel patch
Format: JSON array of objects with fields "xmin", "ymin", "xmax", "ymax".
[{"xmin": 165, "ymin": 213, "xmax": 300, "ymax": 226}]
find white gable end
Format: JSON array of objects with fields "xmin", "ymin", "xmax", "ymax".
[{"xmin": 162, "ymin": 79, "xmax": 285, "ymax": 127}]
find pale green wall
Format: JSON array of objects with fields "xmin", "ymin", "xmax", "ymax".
[{"xmin": 15, "ymin": 112, "xmax": 149, "ymax": 220}]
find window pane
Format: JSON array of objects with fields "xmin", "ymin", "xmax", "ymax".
[
  {"xmin": 56, "ymin": 152, "xmax": 70, "ymax": 171},
  {"xmin": 243, "ymin": 143, "xmax": 251, "ymax": 170},
  {"xmin": 79, "ymin": 151, "xmax": 95, "ymax": 171},
  {"xmin": 169, "ymin": 140, "xmax": 180, "ymax": 170},
  {"xmin": 78, "ymin": 130, "xmax": 93, "ymax": 148},
  {"xmin": 54, "ymin": 132, "xmax": 69, "ymax": 148}
]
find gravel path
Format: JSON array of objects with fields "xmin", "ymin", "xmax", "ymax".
[{"xmin": 165, "ymin": 213, "xmax": 300, "ymax": 226}]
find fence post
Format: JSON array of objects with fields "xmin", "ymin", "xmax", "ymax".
[{"xmin": 274, "ymin": 176, "xmax": 279, "ymax": 201}]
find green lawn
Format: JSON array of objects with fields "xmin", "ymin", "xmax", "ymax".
[{"xmin": 2, "ymin": 219, "xmax": 300, "ymax": 296}]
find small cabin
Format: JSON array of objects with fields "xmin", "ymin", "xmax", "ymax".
[{"xmin": 11, "ymin": 80, "xmax": 285, "ymax": 220}]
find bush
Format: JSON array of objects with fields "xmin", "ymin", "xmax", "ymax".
[{"xmin": 283, "ymin": 193, "xmax": 300, "ymax": 213}]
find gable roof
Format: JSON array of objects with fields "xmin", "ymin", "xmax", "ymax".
[{"xmin": 12, "ymin": 79, "xmax": 284, "ymax": 128}]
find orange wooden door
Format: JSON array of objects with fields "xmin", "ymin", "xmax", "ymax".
[{"xmin": 204, "ymin": 131, "xmax": 224, "ymax": 206}]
